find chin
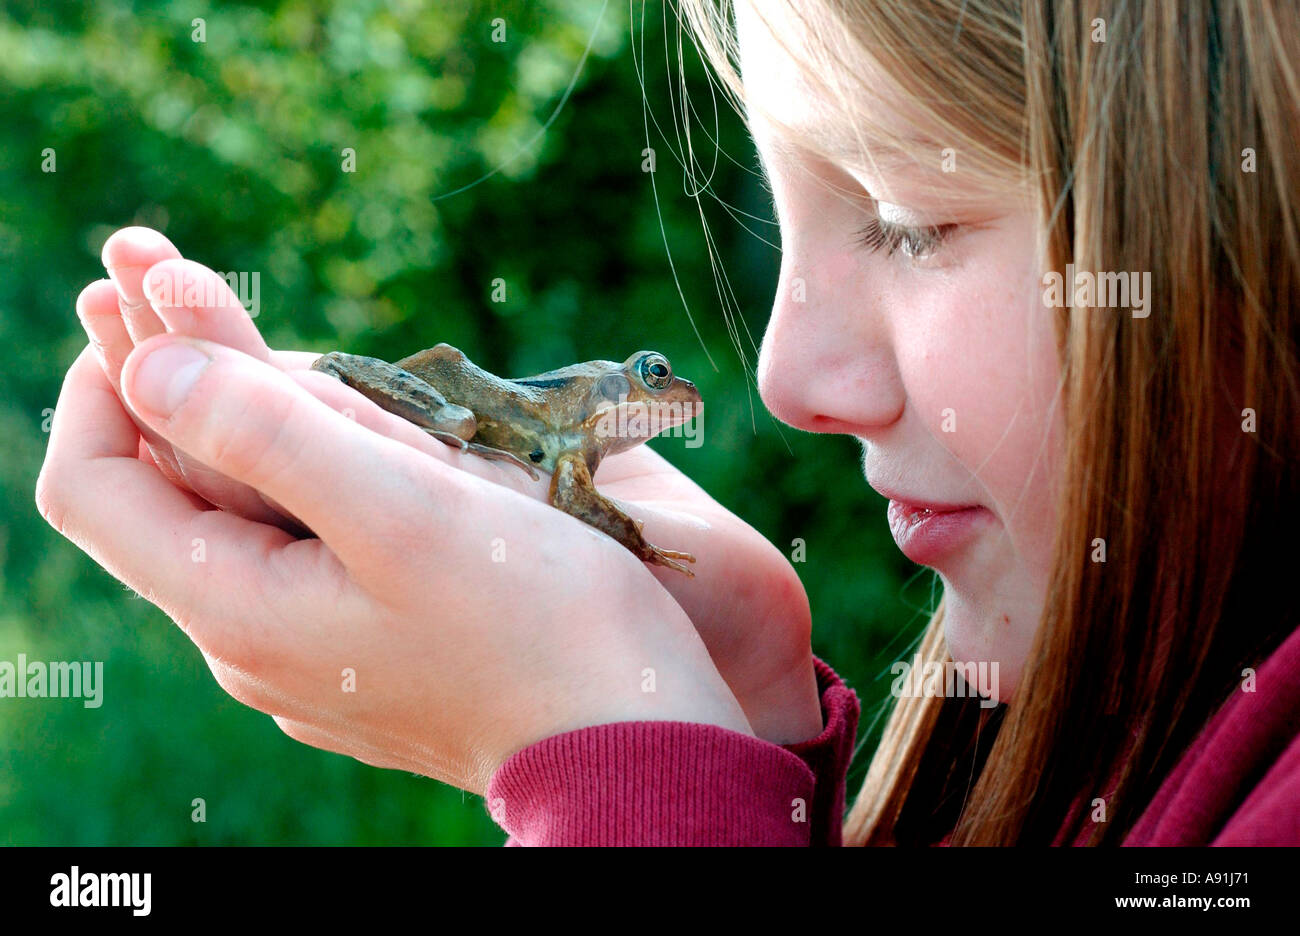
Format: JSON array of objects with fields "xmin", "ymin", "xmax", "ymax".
[{"xmin": 938, "ymin": 582, "xmax": 1029, "ymax": 705}]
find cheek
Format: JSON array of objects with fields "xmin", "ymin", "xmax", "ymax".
[{"xmin": 896, "ymin": 263, "xmax": 1063, "ymax": 561}]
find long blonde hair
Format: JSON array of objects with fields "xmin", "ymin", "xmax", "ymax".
[{"xmin": 679, "ymin": 0, "xmax": 1300, "ymax": 844}]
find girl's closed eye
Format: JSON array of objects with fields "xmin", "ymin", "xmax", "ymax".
[{"xmin": 854, "ymin": 215, "xmax": 958, "ymax": 260}]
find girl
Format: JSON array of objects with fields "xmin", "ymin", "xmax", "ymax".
[{"xmin": 38, "ymin": 0, "xmax": 1299, "ymax": 845}]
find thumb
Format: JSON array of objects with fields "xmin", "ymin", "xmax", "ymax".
[{"xmin": 120, "ymin": 335, "xmax": 449, "ymax": 579}]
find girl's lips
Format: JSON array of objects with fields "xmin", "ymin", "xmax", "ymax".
[{"xmin": 886, "ymin": 500, "xmax": 991, "ymax": 566}]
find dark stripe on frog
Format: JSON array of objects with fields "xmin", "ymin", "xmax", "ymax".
[{"xmin": 511, "ymin": 376, "xmax": 572, "ymax": 389}]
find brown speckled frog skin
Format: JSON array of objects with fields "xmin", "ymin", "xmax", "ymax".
[{"xmin": 312, "ymin": 343, "xmax": 702, "ymax": 575}]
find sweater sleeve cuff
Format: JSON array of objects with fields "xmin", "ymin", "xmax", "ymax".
[
  {"xmin": 778, "ymin": 656, "xmax": 862, "ymax": 846},
  {"xmin": 485, "ymin": 720, "xmax": 816, "ymax": 846}
]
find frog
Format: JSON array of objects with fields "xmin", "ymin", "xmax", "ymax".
[{"xmin": 310, "ymin": 343, "xmax": 702, "ymax": 576}]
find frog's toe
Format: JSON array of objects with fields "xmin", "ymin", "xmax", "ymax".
[
  {"xmin": 424, "ymin": 428, "xmax": 469, "ymax": 451},
  {"xmin": 464, "ymin": 442, "xmax": 541, "ymax": 481},
  {"xmin": 647, "ymin": 546, "xmax": 696, "ymax": 577}
]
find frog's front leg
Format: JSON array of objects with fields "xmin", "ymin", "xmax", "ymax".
[
  {"xmin": 549, "ymin": 451, "xmax": 696, "ymax": 577},
  {"xmin": 311, "ymin": 352, "xmax": 539, "ymax": 479}
]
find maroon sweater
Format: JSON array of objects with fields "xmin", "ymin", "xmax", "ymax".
[{"xmin": 486, "ymin": 626, "xmax": 1300, "ymax": 845}]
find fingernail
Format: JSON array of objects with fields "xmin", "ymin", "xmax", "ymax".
[{"xmin": 133, "ymin": 342, "xmax": 211, "ymax": 414}]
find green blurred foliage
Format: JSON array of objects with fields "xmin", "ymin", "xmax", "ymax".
[{"xmin": 0, "ymin": 0, "xmax": 930, "ymax": 844}]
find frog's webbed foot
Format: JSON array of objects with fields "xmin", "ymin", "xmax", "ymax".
[
  {"xmin": 549, "ymin": 452, "xmax": 697, "ymax": 577},
  {"xmin": 424, "ymin": 431, "xmax": 540, "ymax": 481},
  {"xmin": 628, "ymin": 518, "xmax": 696, "ymax": 574}
]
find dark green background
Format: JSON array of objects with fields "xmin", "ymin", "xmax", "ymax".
[{"xmin": 0, "ymin": 0, "xmax": 927, "ymax": 844}]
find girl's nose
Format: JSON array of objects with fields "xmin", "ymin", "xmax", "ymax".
[{"xmin": 757, "ymin": 258, "xmax": 906, "ymax": 438}]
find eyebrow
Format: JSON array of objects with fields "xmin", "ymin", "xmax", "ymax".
[{"xmin": 759, "ymin": 121, "xmax": 923, "ymax": 177}]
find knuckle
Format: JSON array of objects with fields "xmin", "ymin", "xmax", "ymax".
[
  {"xmin": 273, "ymin": 716, "xmax": 329, "ymax": 750},
  {"xmin": 272, "ymin": 715, "xmax": 308, "ymax": 742},
  {"xmin": 204, "ymin": 655, "xmax": 281, "ymax": 715},
  {"xmin": 190, "ymin": 612, "xmax": 277, "ymax": 680},
  {"xmin": 201, "ymin": 386, "xmax": 308, "ymax": 492}
]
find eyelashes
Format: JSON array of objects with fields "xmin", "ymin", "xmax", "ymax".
[{"xmin": 854, "ymin": 217, "xmax": 957, "ymax": 260}]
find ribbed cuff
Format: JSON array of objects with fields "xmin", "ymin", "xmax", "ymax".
[
  {"xmin": 780, "ymin": 656, "xmax": 861, "ymax": 846},
  {"xmin": 486, "ymin": 720, "xmax": 817, "ymax": 846}
]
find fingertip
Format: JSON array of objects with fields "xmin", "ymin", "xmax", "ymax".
[
  {"xmin": 101, "ymin": 226, "xmax": 179, "ymax": 272},
  {"xmin": 121, "ymin": 334, "xmax": 215, "ymax": 415},
  {"xmin": 141, "ymin": 256, "xmax": 246, "ymax": 313},
  {"xmin": 137, "ymin": 258, "xmax": 272, "ymax": 363},
  {"xmin": 120, "ymin": 330, "xmax": 179, "ymax": 370},
  {"xmin": 75, "ymin": 279, "xmax": 119, "ymax": 321},
  {"xmin": 140, "ymin": 257, "xmax": 192, "ymax": 306}
]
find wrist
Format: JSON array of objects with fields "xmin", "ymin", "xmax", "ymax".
[{"xmin": 744, "ymin": 652, "xmax": 824, "ymax": 744}]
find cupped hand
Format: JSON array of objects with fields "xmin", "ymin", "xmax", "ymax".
[
  {"xmin": 36, "ymin": 335, "xmax": 757, "ymax": 795},
  {"xmin": 87, "ymin": 228, "xmax": 552, "ymax": 529},
  {"xmin": 74, "ymin": 227, "xmax": 824, "ymax": 747}
]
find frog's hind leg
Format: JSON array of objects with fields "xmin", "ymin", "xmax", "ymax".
[
  {"xmin": 548, "ymin": 451, "xmax": 696, "ymax": 577},
  {"xmin": 435, "ymin": 435, "xmax": 540, "ymax": 481},
  {"xmin": 311, "ymin": 352, "xmax": 476, "ymax": 438},
  {"xmin": 311, "ymin": 352, "xmax": 539, "ymax": 480}
]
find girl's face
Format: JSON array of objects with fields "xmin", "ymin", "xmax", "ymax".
[{"xmin": 737, "ymin": 3, "xmax": 1064, "ymax": 698}]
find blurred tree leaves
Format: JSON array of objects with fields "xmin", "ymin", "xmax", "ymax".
[{"xmin": 0, "ymin": 0, "xmax": 926, "ymax": 843}]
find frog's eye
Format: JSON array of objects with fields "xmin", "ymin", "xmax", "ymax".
[{"xmin": 639, "ymin": 353, "xmax": 672, "ymax": 390}]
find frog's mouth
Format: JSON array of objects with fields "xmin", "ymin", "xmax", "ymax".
[
  {"xmin": 594, "ymin": 399, "xmax": 703, "ymax": 442},
  {"xmin": 649, "ymin": 398, "xmax": 702, "ymax": 430}
]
